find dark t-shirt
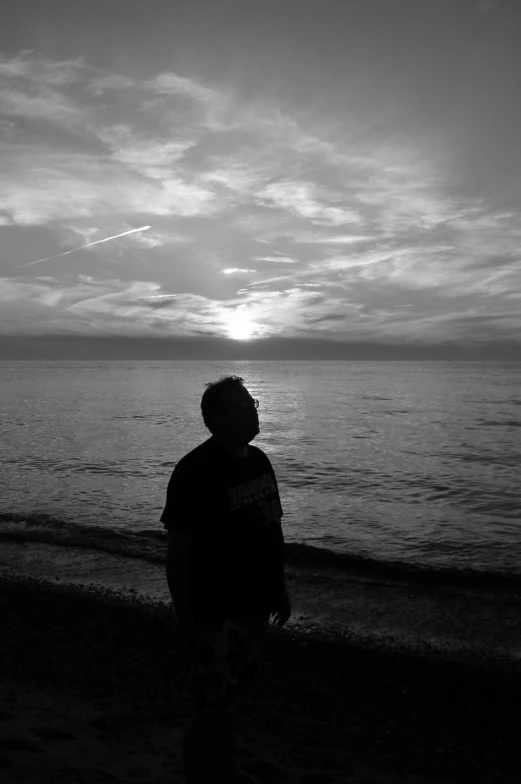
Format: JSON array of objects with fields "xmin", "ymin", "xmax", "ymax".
[{"xmin": 160, "ymin": 437, "xmax": 285, "ymax": 621}]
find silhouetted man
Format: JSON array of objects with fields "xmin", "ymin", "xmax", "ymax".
[{"xmin": 161, "ymin": 374, "xmax": 291, "ymax": 784}]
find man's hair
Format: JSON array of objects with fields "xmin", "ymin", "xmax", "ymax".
[{"xmin": 201, "ymin": 375, "xmax": 245, "ymax": 433}]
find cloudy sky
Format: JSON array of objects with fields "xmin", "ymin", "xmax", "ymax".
[{"xmin": 1, "ymin": 0, "xmax": 520, "ymax": 359}]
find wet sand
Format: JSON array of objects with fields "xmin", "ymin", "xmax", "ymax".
[{"xmin": 1, "ymin": 574, "xmax": 520, "ymax": 784}]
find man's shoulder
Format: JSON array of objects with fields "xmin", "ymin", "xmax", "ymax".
[
  {"xmin": 248, "ymin": 443, "xmax": 269, "ymax": 462},
  {"xmin": 174, "ymin": 439, "xmax": 273, "ymax": 473},
  {"xmin": 176, "ymin": 438, "xmax": 214, "ymax": 470},
  {"xmin": 248, "ymin": 444, "xmax": 275, "ymax": 473}
]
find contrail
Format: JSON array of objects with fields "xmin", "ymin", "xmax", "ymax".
[{"xmin": 8, "ymin": 226, "xmax": 152, "ymax": 271}]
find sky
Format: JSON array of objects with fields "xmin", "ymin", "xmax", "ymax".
[{"xmin": 1, "ymin": 0, "xmax": 520, "ymax": 360}]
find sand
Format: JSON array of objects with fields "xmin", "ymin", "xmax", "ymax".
[{"xmin": 1, "ymin": 575, "xmax": 521, "ymax": 784}]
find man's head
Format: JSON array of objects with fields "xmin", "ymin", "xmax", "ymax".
[{"xmin": 201, "ymin": 375, "xmax": 259, "ymax": 445}]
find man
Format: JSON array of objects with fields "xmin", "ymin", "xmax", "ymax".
[{"xmin": 161, "ymin": 374, "xmax": 291, "ymax": 784}]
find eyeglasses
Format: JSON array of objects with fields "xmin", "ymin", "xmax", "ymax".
[
  {"xmin": 213, "ymin": 398, "xmax": 260, "ymax": 415},
  {"xmin": 237, "ymin": 398, "xmax": 259, "ymax": 410},
  {"xmin": 224, "ymin": 398, "xmax": 259, "ymax": 411}
]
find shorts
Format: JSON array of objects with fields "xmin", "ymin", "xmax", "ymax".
[{"xmin": 188, "ymin": 616, "xmax": 269, "ymax": 715}]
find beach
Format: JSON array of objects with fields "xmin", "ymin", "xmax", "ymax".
[
  {"xmin": 2, "ymin": 360, "xmax": 521, "ymax": 782},
  {"xmin": 1, "ymin": 571, "xmax": 520, "ymax": 784}
]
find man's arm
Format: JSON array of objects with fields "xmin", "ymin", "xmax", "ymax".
[
  {"xmin": 274, "ymin": 522, "xmax": 287, "ymax": 595},
  {"xmin": 277, "ymin": 553, "xmax": 286, "ymax": 593},
  {"xmin": 264, "ymin": 459, "xmax": 286, "ymax": 594},
  {"xmin": 272, "ymin": 538, "xmax": 291, "ymax": 626},
  {"xmin": 166, "ymin": 527, "xmax": 194, "ymax": 616}
]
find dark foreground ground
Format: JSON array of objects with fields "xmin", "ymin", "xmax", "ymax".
[{"xmin": 0, "ymin": 575, "xmax": 520, "ymax": 784}]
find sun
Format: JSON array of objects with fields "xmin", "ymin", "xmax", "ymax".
[{"xmin": 226, "ymin": 312, "xmax": 256, "ymax": 340}]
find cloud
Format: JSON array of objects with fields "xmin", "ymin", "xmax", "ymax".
[
  {"xmin": 145, "ymin": 72, "xmax": 220, "ymax": 104},
  {"xmin": 286, "ymin": 233, "xmax": 374, "ymax": 245},
  {"xmin": 96, "ymin": 125, "xmax": 196, "ymax": 179},
  {"xmin": 0, "ymin": 51, "xmax": 520, "ymax": 350},
  {"xmin": 143, "ymin": 71, "xmax": 231, "ymax": 129},
  {"xmin": 256, "ymin": 181, "xmax": 360, "ymax": 226},
  {"xmin": 0, "ymin": 52, "xmax": 85, "ymax": 86},
  {"xmin": 87, "ymin": 74, "xmax": 135, "ymax": 94},
  {"xmin": 243, "ymin": 275, "xmax": 294, "ymax": 288},
  {"xmin": 199, "ymin": 162, "xmax": 266, "ymax": 194},
  {"xmin": 135, "ymin": 294, "xmax": 177, "ymax": 299},
  {"xmin": 0, "ymin": 87, "xmax": 79, "ymax": 120},
  {"xmin": 0, "ymin": 56, "xmax": 224, "ymax": 227},
  {"xmin": 222, "ymin": 268, "xmax": 255, "ymax": 274},
  {"xmin": 251, "ymin": 256, "xmax": 298, "ymax": 264},
  {"xmin": 1, "ymin": 270, "xmax": 520, "ymax": 347},
  {"xmin": 0, "ymin": 149, "xmax": 218, "ymax": 225},
  {"xmin": 132, "ymin": 230, "xmax": 192, "ymax": 247}
]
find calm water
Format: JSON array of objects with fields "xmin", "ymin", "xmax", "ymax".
[{"xmin": 1, "ymin": 360, "xmax": 520, "ymax": 575}]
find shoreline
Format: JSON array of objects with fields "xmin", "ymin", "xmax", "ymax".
[
  {"xmin": 1, "ymin": 574, "xmax": 521, "ymax": 783},
  {"xmin": 1, "ymin": 538, "xmax": 521, "ymax": 669},
  {"xmin": 2, "ymin": 512, "xmax": 521, "ymax": 594}
]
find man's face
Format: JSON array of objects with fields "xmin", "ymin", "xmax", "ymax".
[{"xmin": 212, "ymin": 385, "xmax": 260, "ymax": 444}]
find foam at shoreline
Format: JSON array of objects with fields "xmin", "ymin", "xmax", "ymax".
[{"xmin": 2, "ymin": 511, "xmax": 521, "ymax": 592}]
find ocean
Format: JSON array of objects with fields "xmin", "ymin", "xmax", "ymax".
[
  {"xmin": 1, "ymin": 359, "xmax": 520, "ymax": 572},
  {"xmin": 1, "ymin": 359, "xmax": 521, "ymax": 661}
]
